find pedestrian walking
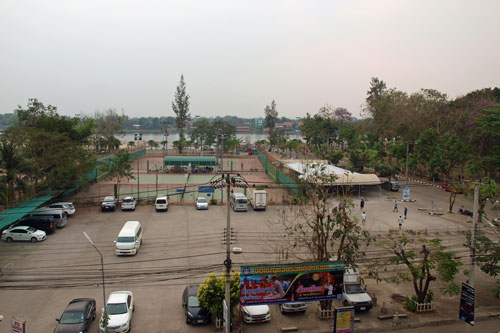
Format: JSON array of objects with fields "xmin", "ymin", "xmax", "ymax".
[
  {"xmin": 393, "ymin": 200, "xmax": 398, "ymax": 212},
  {"xmin": 404, "ymin": 207, "xmax": 408, "ymax": 219},
  {"xmin": 361, "ymin": 211, "xmax": 366, "ymax": 224},
  {"xmin": 398, "ymin": 216, "xmax": 403, "ymax": 230},
  {"xmin": 360, "ymin": 199, "xmax": 365, "ymax": 209}
]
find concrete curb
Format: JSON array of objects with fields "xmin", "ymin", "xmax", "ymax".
[{"xmin": 306, "ymin": 313, "xmax": 500, "ymax": 333}]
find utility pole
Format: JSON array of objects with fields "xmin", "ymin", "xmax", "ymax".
[
  {"xmin": 137, "ymin": 158, "xmax": 140, "ymax": 200},
  {"xmin": 209, "ymin": 174, "xmax": 247, "ymax": 333},
  {"xmin": 469, "ymin": 183, "xmax": 479, "ymax": 287},
  {"xmin": 430, "ymin": 176, "xmax": 435, "ymax": 216},
  {"xmin": 224, "ymin": 174, "xmax": 231, "ymax": 333},
  {"xmin": 405, "ymin": 142, "xmax": 409, "ymax": 185}
]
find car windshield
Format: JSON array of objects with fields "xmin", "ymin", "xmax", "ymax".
[
  {"xmin": 117, "ymin": 237, "xmax": 135, "ymax": 243},
  {"xmin": 59, "ymin": 311, "xmax": 85, "ymax": 324},
  {"xmin": 197, "ymin": 198, "xmax": 206, "ymax": 203},
  {"xmin": 345, "ymin": 284, "xmax": 365, "ymax": 294},
  {"xmin": 187, "ymin": 296, "xmax": 200, "ymax": 307},
  {"xmin": 156, "ymin": 199, "xmax": 166, "ymax": 204},
  {"xmin": 123, "ymin": 199, "xmax": 133, "ymax": 203},
  {"xmin": 236, "ymin": 198, "xmax": 247, "ymax": 204},
  {"xmin": 27, "ymin": 227, "xmax": 37, "ymax": 233},
  {"xmin": 106, "ymin": 303, "xmax": 128, "ymax": 315},
  {"xmin": 104, "ymin": 197, "xmax": 115, "ymax": 202}
]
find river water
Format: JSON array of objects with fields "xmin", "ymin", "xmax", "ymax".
[{"xmin": 118, "ymin": 133, "xmax": 302, "ymax": 148}]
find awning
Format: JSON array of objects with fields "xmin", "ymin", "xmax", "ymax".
[{"xmin": 164, "ymin": 156, "xmax": 216, "ymax": 166}]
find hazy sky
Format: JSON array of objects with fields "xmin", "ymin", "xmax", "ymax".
[{"xmin": 1, "ymin": 0, "xmax": 499, "ymax": 119}]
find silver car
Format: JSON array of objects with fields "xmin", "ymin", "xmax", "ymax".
[
  {"xmin": 195, "ymin": 197, "xmax": 209, "ymax": 210},
  {"xmin": 280, "ymin": 302, "xmax": 307, "ymax": 313},
  {"xmin": 47, "ymin": 202, "xmax": 76, "ymax": 216}
]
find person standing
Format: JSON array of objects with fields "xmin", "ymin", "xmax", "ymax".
[
  {"xmin": 360, "ymin": 198, "xmax": 365, "ymax": 209},
  {"xmin": 398, "ymin": 216, "xmax": 403, "ymax": 230},
  {"xmin": 361, "ymin": 211, "xmax": 367, "ymax": 224},
  {"xmin": 393, "ymin": 200, "xmax": 398, "ymax": 212},
  {"xmin": 404, "ymin": 207, "xmax": 408, "ymax": 219}
]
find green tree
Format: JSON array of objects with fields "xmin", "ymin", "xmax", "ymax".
[
  {"xmin": 264, "ymin": 100, "xmax": 278, "ymax": 147},
  {"xmin": 7, "ymin": 99, "xmax": 95, "ymax": 192},
  {"xmin": 172, "ymin": 75, "xmax": 191, "ymax": 142},
  {"xmin": 102, "ymin": 150, "xmax": 134, "ymax": 198},
  {"xmin": 282, "ymin": 164, "xmax": 373, "ymax": 309},
  {"xmin": 0, "ymin": 138, "xmax": 29, "ymax": 207},
  {"xmin": 94, "ymin": 109, "xmax": 125, "ymax": 152},
  {"xmin": 190, "ymin": 118, "xmax": 215, "ymax": 150},
  {"xmin": 173, "ymin": 137, "xmax": 191, "ymax": 154},
  {"xmin": 197, "ymin": 271, "xmax": 240, "ymax": 321},
  {"xmin": 375, "ymin": 233, "xmax": 462, "ymax": 304}
]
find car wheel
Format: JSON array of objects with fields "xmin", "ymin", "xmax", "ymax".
[
  {"xmin": 6, "ymin": 237, "xmax": 13, "ymax": 243},
  {"xmin": 280, "ymin": 306, "xmax": 284, "ymax": 313},
  {"xmin": 31, "ymin": 237, "xmax": 37, "ymax": 243}
]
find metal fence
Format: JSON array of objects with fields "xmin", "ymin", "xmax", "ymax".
[{"xmin": 256, "ymin": 150, "xmax": 298, "ymax": 194}]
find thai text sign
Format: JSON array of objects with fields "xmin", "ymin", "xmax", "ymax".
[
  {"xmin": 11, "ymin": 317, "xmax": 26, "ymax": 333},
  {"xmin": 459, "ymin": 283, "xmax": 475, "ymax": 326},
  {"xmin": 334, "ymin": 307, "xmax": 355, "ymax": 333},
  {"xmin": 240, "ymin": 261, "xmax": 344, "ymax": 306}
]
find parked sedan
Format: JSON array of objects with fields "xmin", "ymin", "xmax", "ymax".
[
  {"xmin": 280, "ymin": 302, "xmax": 307, "ymax": 313},
  {"xmin": 54, "ymin": 298, "xmax": 96, "ymax": 333},
  {"xmin": 100, "ymin": 291, "xmax": 134, "ymax": 333},
  {"xmin": 492, "ymin": 217, "xmax": 500, "ymax": 227},
  {"xmin": 182, "ymin": 285, "xmax": 211, "ymax": 325},
  {"xmin": 48, "ymin": 202, "xmax": 76, "ymax": 216},
  {"xmin": 2, "ymin": 226, "xmax": 46, "ymax": 243},
  {"xmin": 101, "ymin": 196, "xmax": 118, "ymax": 212},
  {"xmin": 241, "ymin": 305, "xmax": 271, "ymax": 324},
  {"xmin": 195, "ymin": 197, "xmax": 209, "ymax": 210},
  {"xmin": 121, "ymin": 197, "xmax": 136, "ymax": 211}
]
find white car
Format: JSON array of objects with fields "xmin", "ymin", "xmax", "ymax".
[
  {"xmin": 2, "ymin": 226, "xmax": 46, "ymax": 243},
  {"xmin": 155, "ymin": 196, "xmax": 168, "ymax": 212},
  {"xmin": 241, "ymin": 305, "xmax": 271, "ymax": 324},
  {"xmin": 100, "ymin": 291, "xmax": 134, "ymax": 333},
  {"xmin": 195, "ymin": 197, "xmax": 209, "ymax": 210},
  {"xmin": 121, "ymin": 197, "xmax": 136, "ymax": 211},
  {"xmin": 47, "ymin": 202, "xmax": 76, "ymax": 216}
]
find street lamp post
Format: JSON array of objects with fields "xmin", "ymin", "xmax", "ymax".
[{"xmin": 83, "ymin": 232, "xmax": 107, "ymax": 330}]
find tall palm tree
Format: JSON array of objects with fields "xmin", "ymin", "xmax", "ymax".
[{"xmin": 0, "ymin": 138, "xmax": 29, "ymax": 207}]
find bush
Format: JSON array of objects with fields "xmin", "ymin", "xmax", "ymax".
[
  {"xmin": 404, "ymin": 296, "xmax": 418, "ymax": 312},
  {"xmin": 493, "ymin": 280, "xmax": 500, "ymax": 298},
  {"xmin": 210, "ymin": 198, "xmax": 217, "ymax": 205}
]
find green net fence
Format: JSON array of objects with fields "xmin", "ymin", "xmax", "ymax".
[{"xmin": 256, "ymin": 150, "xmax": 298, "ymax": 194}]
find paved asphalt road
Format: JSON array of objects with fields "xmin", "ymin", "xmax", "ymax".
[{"xmin": 0, "ymin": 179, "xmax": 498, "ymax": 332}]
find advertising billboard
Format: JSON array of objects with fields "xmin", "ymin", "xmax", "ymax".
[
  {"xmin": 240, "ymin": 261, "xmax": 344, "ymax": 306},
  {"xmin": 334, "ymin": 306, "xmax": 355, "ymax": 333}
]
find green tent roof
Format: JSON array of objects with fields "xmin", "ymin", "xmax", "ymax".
[
  {"xmin": 164, "ymin": 156, "xmax": 216, "ymax": 166},
  {"xmin": 0, "ymin": 195, "xmax": 54, "ymax": 230}
]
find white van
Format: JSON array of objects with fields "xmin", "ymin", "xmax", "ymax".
[
  {"xmin": 155, "ymin": 196, "xmax": 168, "ymax": 212},
  {"xmin": 115, "ymin": 221, "xmax": 143, "ymax": 256},
  {"xmin": 229, "ymin": 192, "xmax": 248, "ymax": 212}
]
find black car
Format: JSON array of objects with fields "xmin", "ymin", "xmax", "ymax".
[
  {"xmin": 18, "ymin": 216, "xmax": 57, "ymax": 234},
  {"xmin": 54, "ymin": 298, "xmax": 96, "ymax": 333},
  {"xmin": 182, "ymin": 285, "xmax": 211, "ymax": 325}
]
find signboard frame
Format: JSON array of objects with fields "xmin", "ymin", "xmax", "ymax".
[
  {"xmin": 11, "ymin": 317, "xmax": 26, "ymax": 333},
  {"xmin": 240, "ymin": 261, "xmax": 344, "ymax": 306},
  {"xmin": 459, "ymin": 282, "xmax": 475, "ymax": 326},
  {"xmin": 334, "ymin": 306, "xmax": 355, "ymax": 333},
  {"xmin": 403, "ymin": 185, "xmax": 410, "ymax": 201},
  {"xmin": 198, "ymin": 185, "xmax": 214, "ymax": 193}
]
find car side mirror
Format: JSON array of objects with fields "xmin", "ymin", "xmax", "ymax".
[
  {"xmin": 55, "ymin": 319, "xmax": 60, "ymax": 322},
  {"xmin": 113, "ymin": 241, "xmax": 117, "ymax": 244}
]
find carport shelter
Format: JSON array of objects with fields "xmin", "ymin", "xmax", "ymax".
[
  {"xmin": 163, "ymin": 156, "xmax": 216, "ymax": 167},
  {"xmin": 0, "ymin": 195, "xmax": 54, "ymax": 230}
]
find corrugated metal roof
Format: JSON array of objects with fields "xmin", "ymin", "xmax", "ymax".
[
  {"xmin": 286, "ymin": 162, "xmax": 381, "ymax": 185},
  {"xmin": 164, "ymin": 156, "xmax": 216, "ymax": 166},
  {"xmin": 0, "ymin": 195, "xmax": 55, "ymax": 230}
]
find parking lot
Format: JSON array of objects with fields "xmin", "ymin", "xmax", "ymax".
[{"xmin": 0, "ymin": 179, "xmax": 499, "ymax": 332}]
